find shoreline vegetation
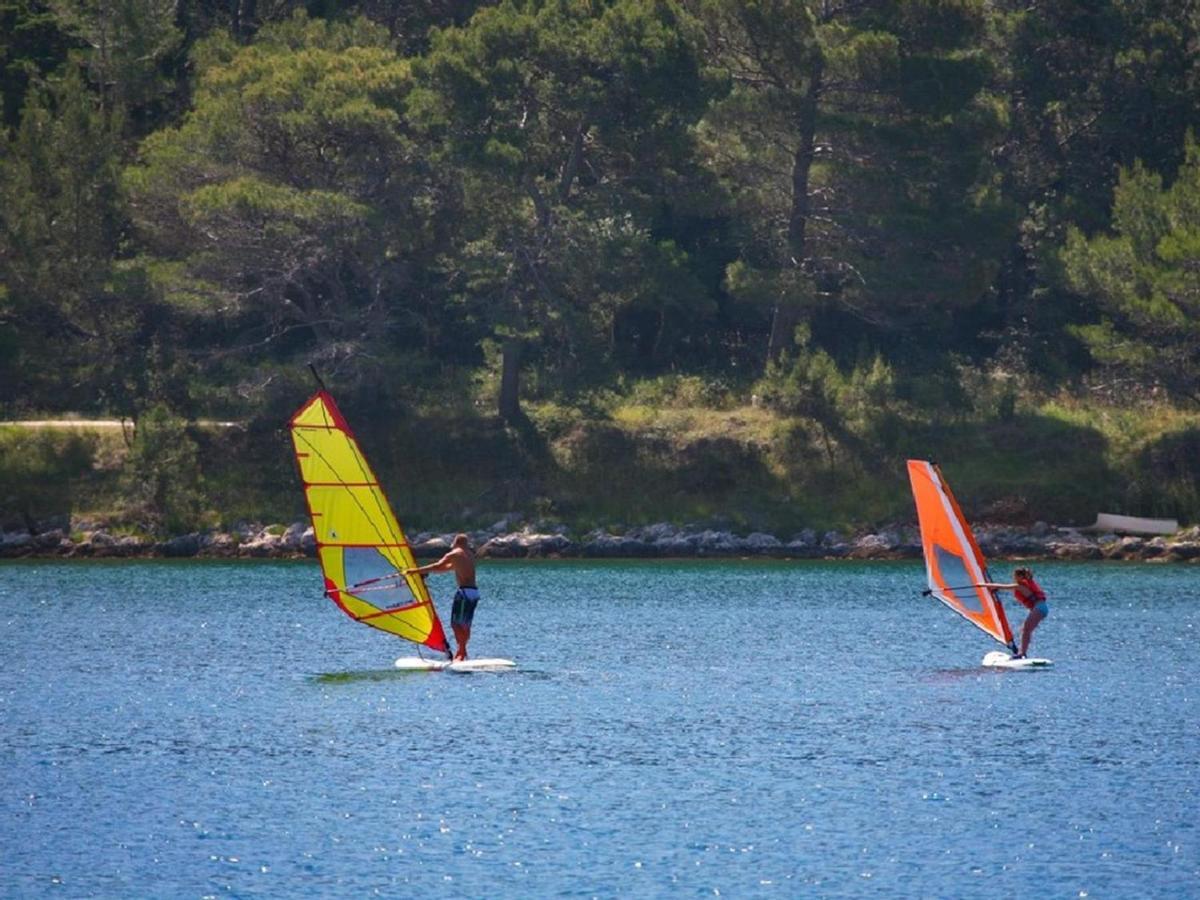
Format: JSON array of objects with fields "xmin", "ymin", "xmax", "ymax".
[
  {"xmin": 4, "ymin": 7, "xmax": 1200, "ymax": 561},
  {"xmin": 2, "ymin": 393, "xmax": 1198, "ymax": 564},
  {"xmin": 4, "ymin": 518, "xmax": 1199, "ymax": 564}
]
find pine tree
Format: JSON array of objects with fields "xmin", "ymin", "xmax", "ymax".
[{"xmin": 1062, "ymin": 136, "xmax": 1200, "ymax": 406}]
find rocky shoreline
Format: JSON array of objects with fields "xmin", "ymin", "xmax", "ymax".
[{"xmin": 2, "ymin": 517, "xmax": 1199, "ymax": 563}]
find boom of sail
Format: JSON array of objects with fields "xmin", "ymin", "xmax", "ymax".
[
  {"xmin": 907, "ymin": 459, "xmax": 1017, "ymax": 652},
  {"xmin": 289, "ymin": 390, "xmax": 449, "ymax": 655}
]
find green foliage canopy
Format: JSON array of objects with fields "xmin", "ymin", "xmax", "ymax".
[
  {"xmin": 698, "ymin": 0, "xmax": 1016, "ymax": 371},
  {"xmin": 123, "ymin": 13, "xmax": 442, "ymax": 397},
  {"xmin": 1063, "ymin": 137, "xmax": 1200, "ymax": 406},
  {"xmin": 411, "ymin": 0, "xmax": 717, "ymax": 417}
]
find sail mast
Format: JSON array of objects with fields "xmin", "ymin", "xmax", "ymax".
[
  {"xmin": 907, "ymin": 460, "xmax": 1017, "ymax": 652},
  {"xmin": 308, "ymin": 364, "xmax": 327, "ymax": 392},
  {"xmin": 290, "ymin": 389, "xmax": 450, "ymax": 654}
]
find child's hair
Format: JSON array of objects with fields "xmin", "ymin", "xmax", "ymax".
[{"xmin": 1014, "ymin": 567, "xmax": 1033, "ymax": 580}]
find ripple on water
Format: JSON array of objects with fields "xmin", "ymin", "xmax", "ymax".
[{"xmin": 0, "ymin": 559, "xmax": 1196, "ymax": 896}]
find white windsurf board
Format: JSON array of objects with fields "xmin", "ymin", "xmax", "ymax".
[
  {"xmin": 982, "ymin": 651, "xmax": 1052, "ymax": 669},
  {"xmin": 394, "ymin": 656, "xmax": 516, "ymax": 673}
]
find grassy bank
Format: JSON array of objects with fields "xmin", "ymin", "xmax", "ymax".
[
  {"xmin": 2, "ymin": 392, "xmax": 1197, "ymax": 537},
  {"xmin": 525, "ymin": 395, "xmax": 1197, "ymax": 533}
]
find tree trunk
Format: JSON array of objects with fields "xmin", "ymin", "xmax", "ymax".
[
  {"xmin": 766, "ymin": 289, "xmax": 802, "ymax": 365},
  {"xmin": 234, "ymin": 0, "xmax": 257, "ymax": 41},
  {"xmin": 558, "ymin": 118, "xmax": 589, "ymax": 200},
  {"xmin": 766, "ymin": 58, "xmax": 823, "ymax": 364},
  {"xmin": 498, "ymin": 337, "xmax": 522, "ymax": 422}
]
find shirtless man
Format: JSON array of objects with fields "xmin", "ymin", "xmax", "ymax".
[
  {"xmin": 406, "ymin": 534, "xmax": 479, "ymax": 661},
  {"xmin": 982, "ymin": 567, "xmax": 1049, "ymax": 658}
]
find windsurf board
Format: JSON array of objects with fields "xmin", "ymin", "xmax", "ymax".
[
  {"xmin": 394, "ymin": 657, "xmax": 516, "ymax": 672},
  {"xmin": 982, "ymin": 651, "xmax": 1052, "ymax": 669}
]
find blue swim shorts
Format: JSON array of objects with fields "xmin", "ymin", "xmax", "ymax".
[
  {"xmin": 1032, "ymin": 600, "xmax": 1049, "ymax": 617},
  {"xmin": 451, "ymin": 587, "xmax": 480, "ymax": 628}
]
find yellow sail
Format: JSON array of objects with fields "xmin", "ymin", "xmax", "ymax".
[{"xmin": 290, "ymin": 390, "xmax": 449, "ymax": 653}]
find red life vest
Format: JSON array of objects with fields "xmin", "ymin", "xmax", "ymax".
[{"xmin": 1014, "ymin": 576, "xmax": 1046, "ymax": 609}]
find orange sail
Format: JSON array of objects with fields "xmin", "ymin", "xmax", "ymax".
[
  {"xmin": 907, "ymin": 460, "xmax": 1016, "ymax": 651},
  {"xmin": 290, "ymin": 390, "xmax": 449, "ymax": 654}
]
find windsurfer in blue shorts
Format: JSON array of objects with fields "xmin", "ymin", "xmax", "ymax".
[
  {"xmin": 982, "ymin": 567, "xmax": 1049, "ymax": 658},
  {"xmin": 406, "ymin": 533, "xmax": 479, "ymax": 661}
]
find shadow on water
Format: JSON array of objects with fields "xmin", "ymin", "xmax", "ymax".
[
  {"xmin": 923, "ymin": 666, "xmax": 988, "ymax": 682},
  {"xmin": 922, "ymin": 665, "xmax": 1055, "ymax": 683},
  {"xmin": 310, "ymin": 668, "xmax": 434, "ymax": 684},
  {"xmin": 310, "ymin": 667, "xmax": 539, "ymax": 684}
]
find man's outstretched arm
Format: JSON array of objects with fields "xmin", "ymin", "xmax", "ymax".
[{"xmin": 406, "ymin": 549, "xmax": 460, "ymax": 576}]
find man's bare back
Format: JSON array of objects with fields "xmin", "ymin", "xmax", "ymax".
[
  {"xmin": 439, "ymin": 545, "xmax": 476, "ymax": 587},
  {"xmin": 407, "ymin": 536, "xmax": 475, "ymax": 585}
]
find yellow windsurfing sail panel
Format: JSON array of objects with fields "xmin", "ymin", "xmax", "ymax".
[
  {"xmin": 907, "ymin": 460, "xmax": 1016, "ymax": 651},
  {"xmin": 290, "ymin": 390, "xmax": 449, "ymax": 654}
]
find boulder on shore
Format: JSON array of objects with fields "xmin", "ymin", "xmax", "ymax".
[{"xmin": 8, "ymin": 517, "xmax": 1200, "ymax": 562}]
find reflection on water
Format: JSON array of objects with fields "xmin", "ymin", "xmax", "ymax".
[
  {"xmin": 0, "ymin": 559, "xmax": 1196, "ymax": 897},
  {"xmin": 922, "ymin": 664, "xmax": 1055, "ymax": 683},
  {"xmin": 311, "ymin": 668, "xmax": 428, "ymax": 684}
]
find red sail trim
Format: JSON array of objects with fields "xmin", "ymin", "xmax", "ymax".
[
  {"xmin": 290, "ymin": 389, "xmax": 450, "ymax": 655},
  {"xmin": 327, "ymin": 582, "xmax": 407, "ymax": 596},
  {"xmin": 355, "ymin": 600, "xmax": 428, "ymax": 620},
  {"xmin": 288, "ymin": 394, "xmax": 320, "ymax": 427},
  {"xmin": 315, "ymin": 390, "xmax": 351, "ymax": 431},
  {"xmin": 325, "ymin": 587, "xmax": 446, "ymax": 653},
  {"xmin": 324, "ymin": 580, "xmax": 411, "ymax": 599},
  {"xmin": 288, "ymin": 390, "xmax": 351, "ymax": 432},
  {"xmin": 324, "ymin": 576, "xmax": 355, "ymax": 619},
  {"xmin": 425, "ymin": 617, "xmax": 449, "ymax": 653}
]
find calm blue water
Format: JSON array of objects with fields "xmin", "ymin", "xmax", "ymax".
[{"xmin": 0, "ymin": 559, "xmax": 1196, "ymax": 898}]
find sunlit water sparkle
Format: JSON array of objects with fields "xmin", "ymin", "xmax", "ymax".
[{"xmin": 0, "ymin": 559, "xmax": 1196, "ymax": 896}]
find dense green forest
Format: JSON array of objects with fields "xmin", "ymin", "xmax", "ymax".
[{"xmin": 1, "ymin": 0, "xmax": 1198, "ymax": 535}]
